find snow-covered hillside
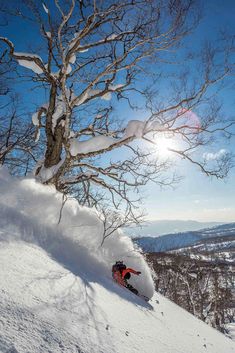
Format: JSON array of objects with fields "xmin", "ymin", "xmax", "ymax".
[
  {"xmin": 128, "ymin": 220, "xmax": 222, "ymax": 237},
  {"xmin": 0, "ymin": 167, "xmax": 154, "ymax": 300},
  {"xmin": 1, "ymin": 241, "xmax": 235, "ymax": 353},
  {"xmin": 0, "ymin": 168, "xmax": 234, "ymax": 353},
  {"xmin": 135, "ymin": 223, "xmax": 235, "ymax": 253}
]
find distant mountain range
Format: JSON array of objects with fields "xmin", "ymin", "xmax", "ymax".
[
  {"xmin": 127, "ymin": 220, "xmax": 224, "ymax": 238},
  {"xmin": 134, "ymin": 222, "xmax": 235, "ymax": 256}
]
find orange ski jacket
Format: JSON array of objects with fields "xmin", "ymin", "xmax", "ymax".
[{"xmin": 113, "ymin": 268, "xmax": 140, "ymax": 286}]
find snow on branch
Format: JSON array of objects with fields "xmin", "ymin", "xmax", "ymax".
[
  {"xmin": 52, "ymin": 100, "xmax": 66, "ymax": 133},
  {"xmin": 123, "ymin": 120, "xmax": 146, "ymax": 138},
  {"xmin": 42, "ymin": 2, "xmax": 49, "ymax": 14},
  {"xmin": 2, "ymin": 0, "xmax": 233, "ymax": 215},
  {"xmin": 73, "ymin": 88, "xmax": 112, "ymax": 107},
  {"xmin": 69, "ymin": 119, "xmax": 164, "ymax": 157},
  {"xmin": 32, "ymin": 112, "xmax": 40, "ymax": 127},
  {"xmin": 69, "ymin": 53, "xmax": 76, "ymax": 64},
  {"xmin": 14, "ymin": 52, "xmax": 44, "ymax": 74},
  {"xmin": 17, "ymin": 59, "xmax": 44, "ymax": 74},
  {"xmin": 31, "ymin": 105, "xmax": 48, "ymax": 142},
  {"xmin": 70, "ymin": 136, "xmax": 116, "ymax": 156},
  {"xmin": 0, "ymin": 38, "xmax": 46, "ymax": 75},
  {"xmin": 37, "ymin": 157, "xmax": 65, "ymax": 183},
  {"xmin": 123, "ymin": 120, "xmax": 164, "ymax": 139}
]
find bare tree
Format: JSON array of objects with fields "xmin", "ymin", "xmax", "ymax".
[
  {"xmin": 0, "ymin": 99, "xmax": 38, "ymax": 174},
  {"xmin": 0, "ymin": 0, "xmax": 234, "ymax": 219},
  {"xmin": 147, "ymin": 251, "xmax": 234, "ymax": 333},
  {"xmin": 0, "ymin": 43, "xmax": 41, "ymax": 174},
  {"xmin": 99, "ymin": 203, "xmax": 145, "ymax": 246}
]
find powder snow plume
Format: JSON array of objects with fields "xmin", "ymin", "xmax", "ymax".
[{"xmin": 0, "ymin": 167, "xmax": 154, "ymax": 299}]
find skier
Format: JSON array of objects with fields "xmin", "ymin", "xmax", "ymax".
[{"xmin": 112, "ymin": 261, "xmax": 141, "ymax": 295}]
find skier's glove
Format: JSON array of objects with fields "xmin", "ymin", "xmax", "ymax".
[{"xmin": 136, "ymin": 271, "xmax": 141, "ymax": 275}]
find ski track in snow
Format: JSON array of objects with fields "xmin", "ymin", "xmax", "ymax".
[{"xmin": 0, "ymin": 295, "xmax": 84, "ymax": 353}]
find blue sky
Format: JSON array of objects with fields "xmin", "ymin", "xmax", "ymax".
[
  {"xmin": 144, "ymin": 157, "xmax": 235, "ymax": 222},
  {"xmin": 135, "ymin": 0, "xmax": 235, "ymax": 222},
  {"xmin": 1, "ymin": 0, "xmax": 235, "ymax": 223}
]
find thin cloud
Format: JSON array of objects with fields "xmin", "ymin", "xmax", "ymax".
[{"xmin": 203, "ymin": 149, "xmax": 228, "ymax": 161}]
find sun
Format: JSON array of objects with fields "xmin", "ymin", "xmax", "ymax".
[{"xmin": 155, "ymin": 135, "xmax": 176, "ymax": 158}]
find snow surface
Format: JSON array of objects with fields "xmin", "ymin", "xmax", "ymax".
[
  {"xmin": 1, "ymin": 244, "xmax": 234, "ymax": 353},
  {"xmin": 0, "ymin": 168, "xmax": 234, "ymax": 353},
  {"xmin": 0, "ymin": 167, "xmax": 153, "ymax": 298}
]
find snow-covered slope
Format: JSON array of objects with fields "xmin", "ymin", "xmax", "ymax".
[
  {"xmin": 1, "ymin": 241, "xmax": 235, "ymax": 353},
  {"xmin": 0, "ymin": 168, "xmax": 234, "ymax": 353},
  {"xmin": 0, "ymin": 167, "xmax": 154, "ymax": 300},
  {"xmin": 135, "ymin": 223, "xmax": 235, "ymax": 253}
]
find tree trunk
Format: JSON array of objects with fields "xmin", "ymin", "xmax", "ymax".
[
  {"xmin": 44, "ymin": 123, "xmax": 64, "ymax": 168},
  {"xmin": 43, "ymin": 84, "xmax": 65, "ymax": 169}
]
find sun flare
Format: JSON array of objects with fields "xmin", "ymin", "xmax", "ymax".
[{"xmin": 155, "ymin": 136, "xmax": 176, "ymax": 157}]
